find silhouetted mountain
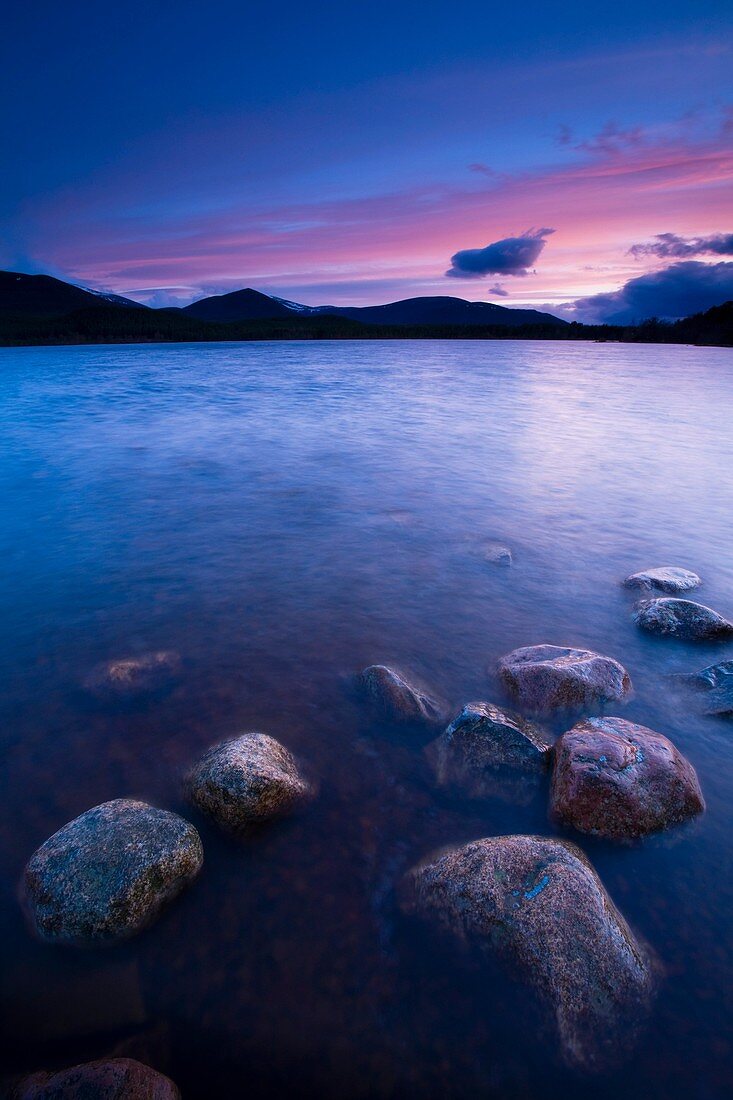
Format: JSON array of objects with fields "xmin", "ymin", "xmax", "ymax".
[
  {"xmin": 314, "ymin": 295, "xmax": 566, "ymax": 327},
  {"xmin": 0, "ymin": 270, "xmax": 143, "ymax": 315},
  {"xmin": 182, "ymin": 288, "xmax": 296, "ymax": 322},
  {"xmin": 183, "ymin": 288, "xmax": 565, "ymax": 327}
]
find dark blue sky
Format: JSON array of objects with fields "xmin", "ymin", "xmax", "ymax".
[{"xmin": 2, "ymin": 1, "xmax": 732, "ymax": 317}]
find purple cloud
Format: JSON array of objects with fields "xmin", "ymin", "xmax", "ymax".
[
  {"xmin": 629, "ymin": 231, "xmax": 733, "ymax": 259},
  {"xmin": 564, "ymin": 260, "xmax": 733, "ymax": 324},
  {"xmin": 446, "ymin": 227, "xmax": 554, "ymax": 279}
]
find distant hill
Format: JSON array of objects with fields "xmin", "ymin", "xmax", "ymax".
[
  {"xmin": 0, "ymin": 270, "xmax": 143, "ymax": 315},
  {"xmin": 183, "ymin": 288, "xmax": 565, "ymax": 327},
  {"xmin": 182, "ymin": 288, "xmax": 296, "ymax": 322}
]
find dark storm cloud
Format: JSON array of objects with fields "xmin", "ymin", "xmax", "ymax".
[
  {"xmin": 565, "ymin": 260, "xmax": 733, "ymax": 324},
  {"xmin": 629, "ymin": 231, "xmax": 733, "ymax": 259},
  {"xmin": 446, "ymin": 228, "xmax": 554, "ymax": 279}
]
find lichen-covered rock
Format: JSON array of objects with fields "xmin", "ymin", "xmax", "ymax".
[
  {"xmin": 497, "ymin": 645, "xmax": 632, "ymax": 713},
  {"xmin": 12, "ymin": 1057, "xmax": 179, "ymax": 1099},
  {"xmin": 426, "ymin": 702, "xmax": 551, "ymax": 804},
  {"xmin": 400, "ymin": 835, "xmax": 655, "ymax": 1071},
  {"xmin": 623, "ymin": 566, "xmax": 701, "ymax": 593},
  {"xmin": 633, "ymin": 598, "xmax": 733, "ymax": 640},
  {"xmin": 84, "ymin": 651, "xmax": 182, "ymax": 700},
  {"xmin": 22, "ymin": 800, "xmax": 203, "ymax": 946},
  {"xmin": 549, "ymin": 717, "xmax": 704, "ymax": 841},
  {"xmin": 185, "ymin": 733, "xmax": 315, "ymax": 834},
  {"xmin": 485, "ymin": 542, "xmax": 513, "ymax": 567},
  {"xmin": 358, "ymin": 664, "xmax": 446, "ymax": 724},
  {"xmin": 678, "ymin": 660, "xmax": 733, "ymax": 716}
]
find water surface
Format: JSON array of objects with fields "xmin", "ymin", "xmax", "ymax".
[{"xmin": 1, "ymin": 340, "xmax": 732, "ymax": 1098}]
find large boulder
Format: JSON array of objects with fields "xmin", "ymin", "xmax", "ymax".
[
  {"xmin": 426, "ymin": 702, "xmax": 551, "ymax": 804},
  {"xmin": 678, "ymin": 660, "xmax": 733, "ymax": 716},
  {"xmin": 549, "ymin": 717, "xmax": 704, "ymax": 841},
  {"xmin": 22, "ymin": 800, "xmax": 203, "ymax": 946},
  {"xmin": 497, "ymin": 645, "xmax": 632, "ymax": 713},
  {"xmin": 12, "ymin": 1058, "xmax": 179, "ymax": 1099},
  {"xmin": 633, "ymin": 598, "xmax": 733, "ymax": 641},
  {"xmin": 358, "ymin": 664, "xmax": 446, "ymax": 725},
  {"xmin": 400, "ymin": 835, "xmax": 655, "ymax": 1071},
  {"xmin": 84, "ymin": 651, "xmax": 182, "ymax": 700},
  {"xmin": 623, "ymin": 566, "xmax": 701, "ymax": 593},
  {"xmin": 185, "ymin": 733, "xmax": 315, "ymax": 834}
]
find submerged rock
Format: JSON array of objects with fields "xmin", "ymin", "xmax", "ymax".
[
  {"xmin": 358, "ymin": 664, "xmax": 446, "ymax": 725},
  {"xmin": 497, "ymin": 644, "xmax": 632, "ymax": 713},
  {"xmin": 84, "ymin": 651, "xmax": 182, "ymax": 700},
  {"xmin": 22, "ymin": 800, "xmax": 203, "ymax": 946},
  {"xmin": 185, "ymin": 732, "xmax": 315, "ymax": 834},
  {"xmin": 623, "ymin": 566, "xmax": 701, "ymax": 593},
  {"xmin": 426, "ymin": 702, "xmax": 551, "ymax": 804},
  {"xmin": 13, "ymin": 1057, "xmax": 179, "ymax": 1099},
  {"xmin": 550, "ymin": 716, "xmax": 704, "ymax": 841},
  {"xmin": 677, "ymin": 660, "xmax": 733, "ymax": 716},
  {"xmin": 401, "ymin": 835, "xmax": 655, "ymax": 1071},
  {"xmin": 633, "ymin": 598, "xmax": 733, "ymax": 641},
  {"xmin": 484, "ymin": 542, "xmax": 513, "ymax": 567}
]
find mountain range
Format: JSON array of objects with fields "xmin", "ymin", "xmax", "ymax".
[{"xmin": 0, "ymin": 270, "xmax": 563, "ymax": 327}]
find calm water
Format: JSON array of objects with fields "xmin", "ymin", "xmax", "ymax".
[{"xmin": 1, "ymin": 340, "xmax": 732, "ymax": 1098}]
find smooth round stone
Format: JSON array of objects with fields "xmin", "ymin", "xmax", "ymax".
[
  {"xmin": 358, "ymin": 664, "xmax": 447, "ymax": 724},
  {"xmin": 497, "ymin": 644, "xmax": 632, "ymax": 713},
  {"xmin": 633, "ymin": 598, "xmax": 733, "ymax": 640},
  {"xmin": 550, "ymin": 716, "xmax": 705, "ymax": 840},
  {"xmin": 623, "ymin": 566, "xmax": 701, "ymax": 593},
  {"xmin": 400, "ymin": 835, "xmax": 655, "ymax": 1071},
  {"xmin": 22, "ymin": 800, "xmax": 203, "ymax": 946},
  {"xmin": 14, "ymin": 1057, "xmax": 180, "ymax": 1099},
  {"xmin": 185, "ymin": 732, "xmax": 316, "ymax": 834},
  {"xmin": 426, "ymin": 701, "xmax": 551, "ymax": 804}
]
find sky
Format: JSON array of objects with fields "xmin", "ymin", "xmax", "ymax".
[{"xmin": 2, "ymin": 1, "xmax": 732, "ymax": 321}]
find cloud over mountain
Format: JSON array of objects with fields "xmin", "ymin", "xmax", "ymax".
[
  {"xmin": 564, "ymin": 260, "xmax": 733, "ymax": 324},
  {"xmin": 629, "ymin": 232, "xmax": 733, "ymax": 259},
  {"xmin": 446, "ymin": 228, "xmax": 554, "ymax": 279}
]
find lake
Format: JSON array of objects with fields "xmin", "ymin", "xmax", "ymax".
[{"xmin": 1, "ymin": 339, "xmax": 732, "ymax": 1098}]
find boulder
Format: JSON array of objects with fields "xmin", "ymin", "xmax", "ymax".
[
  {"xmin": 633, "ymin": 598, "xmax": 733, "ymax": 641},
  {"xmin": 400, "ymin": 835, "xmax": 655, "ymax": 1071},
  {"xmin": 358, "ymin": 665, "xmax": 446, "ymax": 724},
  {"xmin": 485, "ymin": 542, "xmax": 513, "ymax": 567},
  {"xmin": 22, "ymin": 800, "xmax": 203, "ymax": 946},
  {"xmin": 84, "ymin": 651, "xmax": 181, "ymax": 700},
  {"xmin": 623, "ymin": 566, "xmax": 701, "ymax": 593},
  {"xmin": 549, "ymin": 717, "xmax": 704, "ymax": 840},
  {"xmin": 497, "ymin": 645, "xmax": 632, "ymax": 713},
  {"xmin": 426, "ymin": 702, "xmax": 551, "ymax": 804},
  {"xmin": 13, "ymin": 1058, "xmax": 179, "ymax": 1099},
  {"xmin": 677, "ymin": 660, "xmax": 733, "ymax": 716},
  {"xmin": 185, "ymin": 733, "xmax": 315, "ymax": 834}
]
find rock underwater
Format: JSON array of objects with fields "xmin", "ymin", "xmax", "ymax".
[
  {"xmin": 22, "ymin": 800, "xmax": 203, "ymax": 946},
  {"xmin": 358, "ymin": 664, "xmax": 447, "ymax": 725},
  {"xmin": 549, "ymin": 716, "xmax": 704, "ymax": 841},
  {"xmin": 400, "ymin": 835, "xmax": 656, "ymax": 1071},
  {"xmin": 676, "ymin": 659, "xmax": 733, "ymax": 716},
  {"xmin": 426, "ymin": 702, "xmax": 551, "ymax": 804},
  {"xmin": 497, "ymin": 644, "xmax": 632, "ymax": 713}
]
